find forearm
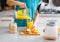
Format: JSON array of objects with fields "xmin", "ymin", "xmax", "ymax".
[
  {"xmin": 33, "ymin": 10, "xmax": 39, "ymax": 26},
  {"xmin": 7, "ymin": 0, "xmax": 24, "ymax": 6}
]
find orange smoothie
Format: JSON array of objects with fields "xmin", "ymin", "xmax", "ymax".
[{"xmin": 27, "ymin": 22, "xmax": 33, "ymax": 29}]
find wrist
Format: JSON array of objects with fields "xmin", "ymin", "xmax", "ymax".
[
  {"xmin": 16, "ymin": 1, "xmax": 25, "ymax": 6},
  {"xmin": 14, "ymin": 1, "xmax": 20, "ymax": 6}
]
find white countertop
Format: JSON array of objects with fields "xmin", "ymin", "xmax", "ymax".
[
  {"xmin": 0, "ymin": 10, "xmax": 60, "ymax": 42},
  {"xmin": 0, "ymin": 27, "xmax": 60, "ymax": 42}
]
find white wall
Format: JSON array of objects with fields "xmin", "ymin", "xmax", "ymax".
[{"xmin": 40, "ymin": 0, "xmax": 60, "ymax": 17}]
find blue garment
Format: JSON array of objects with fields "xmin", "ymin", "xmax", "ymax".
[
  {"xmin": 16, "ymin": 0, "xmax": 25, "ymax": 10},
  {"xmin": 16, "ymin": 0, "xmax": 41, "ymax": 20},
  {"xmin": 25, "ymin": 0, "xmax": 41, "ymax": 20},
  {"xmin": 15, "ymin": 0, "xmax": 41, "ymax": 27}
]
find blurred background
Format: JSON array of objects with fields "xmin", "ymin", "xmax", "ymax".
[
  {"xmin": 0, "ymin": 1, "xmax": 60, "ymax": 42},
  {"xmin": 0, "ymin": 0, "xmax": 14, "ymax": 11}
]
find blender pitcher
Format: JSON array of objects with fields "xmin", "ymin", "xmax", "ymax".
[
  {"xmin": 16, "ymin": 8, "xmax": 31, "ymax": 20},
  {"xmin": 15, "ymin": 8, "xmax": 32, "ymax": 27}
]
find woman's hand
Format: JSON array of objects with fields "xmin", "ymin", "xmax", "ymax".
[
  {"xmin": 19, "ymin": 3, "xmax": 26, "ymax": 8},
  {"xmin": 7, "ymin": 0, "xmax": 26, "ymax": 8},
  {"xmin": 31, "ymin": 25, "xmax": 35, "ymax": 30}
]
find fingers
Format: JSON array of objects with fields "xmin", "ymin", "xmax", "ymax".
[
  {"xmin": 20, "ymin": 3, "xmax": 27, "ymax": 8},
  {"xmin": 31, "ymin": 25, "xmax": 35, "ymax": 30}
]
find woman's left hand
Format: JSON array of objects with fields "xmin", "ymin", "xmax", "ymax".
[{"xmin": 19, "ymin": 3, "xmax": 26, "ymax": 8}]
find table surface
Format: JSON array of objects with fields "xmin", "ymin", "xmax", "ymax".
[
  {"xmin": 0, "ymin": 27, "xmax": 60, "ymax": 42},
  {"xmin": 0, "ymin": 10, "xmax": 60, "ymax": 42}
]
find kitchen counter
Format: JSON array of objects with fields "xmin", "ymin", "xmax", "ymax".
[
  {"xmin": 0, "ymin": 27, "xmax": 60, "ymax": 42},
  {"xmin": 0, "ymin": 10, "xmax": 15, "ymax": 17},
  {"xmin": 0, "ymin": 10, "xmax": 60, "ymax": 42}
]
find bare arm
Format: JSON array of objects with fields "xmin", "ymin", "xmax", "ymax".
[
  {"xmin": 7, "ymin": 0, "xmax": 26, "ymax": 8},
  {"xmin": 33, "ymin": 10, "xmax": 39, "ymax": 26}
]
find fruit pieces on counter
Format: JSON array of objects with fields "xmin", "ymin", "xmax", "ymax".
[
  {"xmin": 20, "ymin": 21, "xmax": 40, "ymax": 35},
  {"xmin": 20, "ymin": 28, "xmax": 40, "ymax": 35}
]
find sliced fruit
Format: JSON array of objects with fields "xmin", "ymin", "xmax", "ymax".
[{"xmin": 20, "ymin": 30, "xmax": 25, "ymax": 35}]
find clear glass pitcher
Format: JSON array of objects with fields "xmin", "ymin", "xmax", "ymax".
[{"xmin": 15, "ymin": 8, "xmax": 31, "ymax": 20}]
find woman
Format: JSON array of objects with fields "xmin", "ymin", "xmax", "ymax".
[
  {"xmin": 25, "ymin": 0, "xmax": 41, "ymax": 28},
  {"xmin": 7, "ymin": 0, "xmax": 42, "ymax": 28}
]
